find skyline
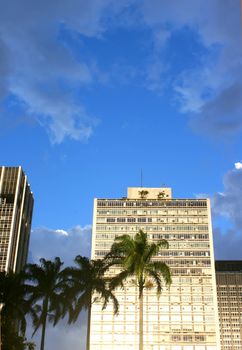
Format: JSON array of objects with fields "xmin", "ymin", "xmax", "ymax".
[
  {"xmin": 1, "ymin": 0, "xmax": 242, "ymax": 349},
  {"xmin": 15, "ymin": 161, "xmax": 242, "ymax": 263}
]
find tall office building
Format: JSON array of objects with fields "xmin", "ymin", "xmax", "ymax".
[
  {"xmin": 0, "ymin": 166, "xmax": 34, "ymax": 273},
  {"xmin": 90, "ymin": 187, "xmax": 220, "ymax": 350},
  {"xmin": 216, "ymin": 261, "xmax": 242, "ymax": 350}
]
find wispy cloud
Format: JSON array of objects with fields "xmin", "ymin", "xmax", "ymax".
[
  {"xmin": 1, "ymin": 0, "xmax": 241, "ymax": 141},
  {"xmin": 0, "ymin": 0, "xmax": 130, "ymax": 143},
  {"xmin": 140, "ymin": 0, "xmax": 242, "ymax": 137},
  {"xmin": 212, "ymin": 163, "xmax": 242, "ymax": 227},
  {"xmin": 211, "ymin": 162, "xmax": 242, "ymax": 259}
]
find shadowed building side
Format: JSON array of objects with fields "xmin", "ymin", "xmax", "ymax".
[{"xmin": 216, "ymin": 261, "xmax": 242, "ymax": 350}]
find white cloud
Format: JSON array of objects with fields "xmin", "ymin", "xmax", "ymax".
[
  {"xmin": 235, "ymin": 162, "xmax": 242, "ymax": 170},
  {"xmin": 28, "ymin": 224, "xmax": 92, "ymax": 265},
  {"xmin": 55, "ymin": 229, "xmax": 69, "ymax": 236}
]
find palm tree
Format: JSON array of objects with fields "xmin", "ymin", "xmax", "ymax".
[
  {"xmin": 0, "ymin": 270, "xmax": 30, "ymax": 350},
  {"xmin": 66, "ymin": 255, "xmax": 119, "ymax": 350},
  {"xmin": 106, "ymin": 230, "xmax": 172, "ymax": 350},
  {"xmin": 25, "ymin": 257, "xmax": 68, "ymax": 350}
]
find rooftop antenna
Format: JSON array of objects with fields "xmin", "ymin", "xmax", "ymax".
[{"xmin": 140, "ymin": 169, "xmax": 143, "ymax": 188}]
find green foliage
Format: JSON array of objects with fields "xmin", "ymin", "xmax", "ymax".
[
  {"xmin": 138, "ymin": 190, "xmax": 149, "ymax": 199},
  {"xmin": 157, "ymin": 191, "xmax": 165, "ymax": 199},
  {"xmin": 25, "ymin": 257, "xmax": 69, "ymax": 350},
  {"xmin": 107, "ymin": 230, "xmax": 171, "ymax": 295},
  {"xmin": 65, "ymin": 255, "xmax": 118, "ymax": 322},
  {"xmin": 0, "ymin": 271, "xmax": 36, "ymax": 350},
  {"xmin": 0, "ymin": 271, "xmax": 30, "ymax": 334},
  {"xmin": 106, "ymin": 230, "xmax": 171, "ymax": 350},
  {"xmin": 2, "ymin": 324, "xmax": 24, "ymax": 350},
  {"xmin": 24, "ymin": 341, "xmax": 36, "ymax": 350},
  {"xmin": 157, "ymin": 191, "xmax": 169, "ymax": 199},
  {"xmin": 0, "ymin": 256, "xmax": 119, "ymax": 350},
  {"xmin": 64, "ymin": 256, "xmax": 118, "ymax": 350},
  {"xmin": 2, "ymin": 325, "xmax": 35, "ymax": 350}
]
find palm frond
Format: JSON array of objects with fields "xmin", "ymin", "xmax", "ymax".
[
  {"xmin": 147, "ymin": 261, "xmax": 172, "ymax": 285},
  {"xmin": 109, "ymin": 270, "xmax": 130, "ymax": 290},
  {"xmin": 107, "ymin": 230, "xmax": 172, "ymax": 294}
]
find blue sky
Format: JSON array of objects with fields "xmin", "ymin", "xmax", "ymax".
[{"xmin": 1, "ymin": 0, "xmax": 242, "ymax": 348}]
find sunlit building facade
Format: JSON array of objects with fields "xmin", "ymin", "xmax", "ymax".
[
  {"xmin": 216, "ymin": 261, "xmax": 242, "ymax": 350},
  {"xmin": 90, "ymin": 187, "xmax": 220, "ymax": 350},
  {"xmin": 0, "ymin": 166, "xmax": 34, "ymax": 272}
]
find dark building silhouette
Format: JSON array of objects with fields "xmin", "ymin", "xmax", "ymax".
[{"xmin": 216, "ymin": 261, "xmax": 242, "ymax": 350}]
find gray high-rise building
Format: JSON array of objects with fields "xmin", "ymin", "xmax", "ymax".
[{"xmin": 0, "ymin": 166, "xmax": 34, "ymax": 272}]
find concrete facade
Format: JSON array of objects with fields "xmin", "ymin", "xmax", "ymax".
[{"xmin": 90, "ymin": 187, "xmax": 220, "ymax": 350}]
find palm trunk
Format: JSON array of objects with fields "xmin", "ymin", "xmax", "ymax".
[
  {"xmin": 40, "ymin": 298, "xmax": 48, "ymax": 350},
  {"xmin": 139, "ymin": 288, "xmax": 143, "ymax": 350},
  {"xmin": 86, "ymin": 297, "xmax": 92, "ymax": 350}
]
